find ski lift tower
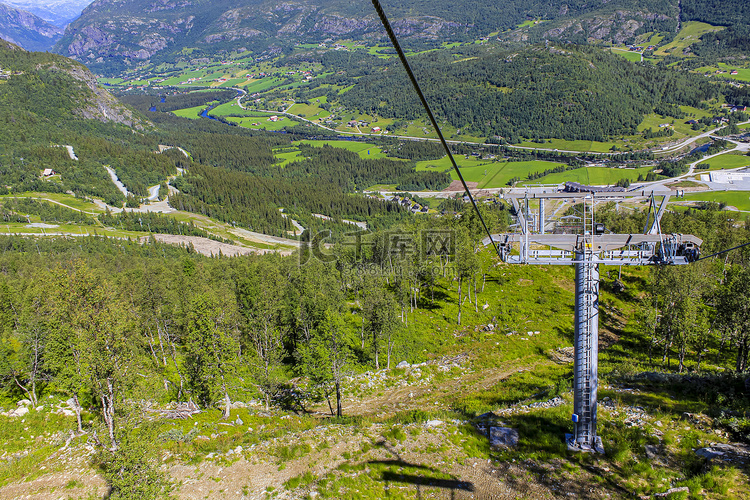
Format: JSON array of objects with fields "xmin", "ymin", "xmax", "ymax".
[{"xmin": 485, "ymin": 189, "xmax": 701, "ymax": 452}]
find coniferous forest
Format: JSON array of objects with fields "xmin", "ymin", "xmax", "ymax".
[{"xmin": 2, "ymin": 1, "xmax": 750, "ymax": 496}]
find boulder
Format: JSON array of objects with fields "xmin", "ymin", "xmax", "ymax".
[
  {"xmin": 425, "ymin": 420, "xmax": 443, "ymax": 428},
  {"xmin": 17, "ymin": 399, "xmax": 31, "ymax": 407},
  {"xmin": 696, "ymin": 447, "xmax": 724, "ymax": 460},
  {"xmin": 9, "ymin": 407, "xmax": 29, "ymax": 417},
  {"xmin": 396, "ymin": 361, "xmax": 410, "ymax": 369},
  {"xmin": 654, "ymin": 486, "xmax": 689, "ymax": 497},
  {"xmin": 644, "ymin": 444, "xmax": 661, "ymax": 459},
  {"xmin": 489, "ymin": 427, "xmax": 519, "ymax": 448}
]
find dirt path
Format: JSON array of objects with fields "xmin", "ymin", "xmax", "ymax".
[
  {"xmin": 326, "ymin": 356, "xmax": 546, "ymax": 419},
  {"xmin": 141, "ymin": 234, "xmax": 289, "ymax": 257},
  {"xmin": 4, "ymin": 195, "xmax": 99, "ymax": 216}
]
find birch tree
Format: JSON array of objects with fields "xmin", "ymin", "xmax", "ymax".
[{"xmin": 184, "ymin": 293, "xmax": 240, "ymax": 418}]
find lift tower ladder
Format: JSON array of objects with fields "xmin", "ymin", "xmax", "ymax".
[{"xmin": 486, "ymin": 190, "xmax": 701, "ymax": 452}]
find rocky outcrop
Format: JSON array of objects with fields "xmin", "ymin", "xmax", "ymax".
[
  {"xmin": 63, "ymin": 62, "xmax": 145, "ymax": 127},
  {"xmin": 539, "ymin": 9, "xmax": 677, "ymax": 44},
  {"xmin": 53, "ymin": 0, "xmax": 474, "ymax": 73}
]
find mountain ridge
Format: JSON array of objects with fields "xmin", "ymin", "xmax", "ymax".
[
  {"xmin": 0, "ymin": 2, "xmax": 64, "ymax": 51},
  {"xmin": 3, "ymin": 0, "xmax": 93, "ymax": 27},
  {"xmin": 54, "ymin": 0, "xmax": 685, "ymax": 75},
  {"xmin": 0, "ymin": 36, "xmax": 141, "ymax": 126}
]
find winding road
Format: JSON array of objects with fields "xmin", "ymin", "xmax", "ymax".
[{"xmin": 236, "ymin": 92, "xmax": 750, "ymax": 157}]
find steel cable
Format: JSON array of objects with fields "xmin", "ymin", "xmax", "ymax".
[{"xmin": 370, "ymin": 0, "xmax": 501, "ymax": 256}]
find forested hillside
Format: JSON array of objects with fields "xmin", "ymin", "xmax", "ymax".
[
  {"xmin": 308, "ymin": 44, "xmax": 719, "ymax": 142},
  {"xmin": 0, "ymin": 39, "xmax": 451, "ymax": 237},
  {"xmin": 0, "ymin": 201, "xmax": 749, "ymax": 498}
]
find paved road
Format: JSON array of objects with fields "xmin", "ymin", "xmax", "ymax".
[
  {"xmin": 631, "ymin": 136, "xmax": 750, "ymax": 192},
  {"xmin": 147, "ymin": 184, "xmax": 160, "ymax": 201},
  {"xmin": 237, "ymin": 93, "xmax": 750, "ymax": 157},
  {"xmin": 654, "ymin": 122, "xmax": 750, "ymax": 156},
  {"xmin": 104, "ymin": 166, "xmax": 129, "ymax": 197}
]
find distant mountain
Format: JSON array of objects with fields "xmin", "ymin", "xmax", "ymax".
[
  {"xmin": 0, "ymin": 3, "xmax": 63, "ymax": 51},
  {"xmin": 53, "ymin": 0, "xmax": 750, "ymax": 75},
  {"xmin": 53, "ymin": 0, "xmax": 685, "ymax": 75},
  {"xmin": 3, "ymin": 0, "xmax": 92, "ymax": 27}
]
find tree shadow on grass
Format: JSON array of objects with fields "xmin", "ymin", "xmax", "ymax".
[
  {"xmin": 471, "ymin": 411, "xmax": 637, "ymax": 498},
  {"xmin": 377, "ymin": 460, "xmax": 475, "ymax": 499},
  {"xmin": 364, "ymin": 435, "xmax": 475, "ymax": 499}
]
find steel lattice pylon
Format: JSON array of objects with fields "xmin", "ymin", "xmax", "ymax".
[{"xmin": 485, "ymin": 190, "xmax": 700, "ymax": 452}]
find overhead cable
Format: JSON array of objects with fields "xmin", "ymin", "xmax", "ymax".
[
  {"xmin": 694, "ymin": 240, "xmax": 750, "ymax": 262},
  {"xmin": 370, "ymin": 0, "xmax": 501, "ymax": 256}
]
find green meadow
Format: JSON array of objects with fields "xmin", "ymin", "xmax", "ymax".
[
  {"xmin": 610, "ymin": 48, "xmax": 642, "ymax": 63},
  {"xmin": 695, "ymin": 63, "xmax": 750, "ymax": 83},
  {"xmin": 654, "ymin": 22, "xmax": 724, "ymax": 58},
  {"xmin": 171, "ymin": 105, "xmax": 205, "ymax": 119},
  {"xmin": 525, "ymin": 166, "xmax": 654, "ymax": 186},
  {"xmin": 681, "ymin": 191, "xmax": 750, "ymax": 212},
  {"xmin": 224, "ymin": 115, "xmax": 298, "ymax": 131},
  {"xmin": 697, "ymin": 153, "xmax": 750, "ymax": 171}
]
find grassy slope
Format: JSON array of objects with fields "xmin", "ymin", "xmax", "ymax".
[
  {"xmin": 682, "ymin": 191, "xmax": 750, "ymax": 211},
  {"xmin": 654, "ymin": 21, "xmax": 724, "ymax": 57},
  {"xmin": 2, "ymin": 249, "xmax": 748, "ymax": 498}
]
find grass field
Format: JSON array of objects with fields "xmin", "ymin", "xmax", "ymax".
[
  {"xmin": 610, "ymin": 48, "xmax": 642, "ymax": 63},
  {"xmin": 273, "ymin": 150, "xmax": 304, "ymax": 166},
  {"xmin": 272, "ymin": 140, "xmax": 388, "ymax": 166},
  {"xmin": 298, "ymin": 140, "xmax": 388, "ymax": 159},
  {"xmin": 635, "ymin": 113, "xmax": 692, "ymax": 147},
  {"xmin": 525, "ymin": 166, "xmax": 653, "ymax": 186},
  {"xmin": 287, "ymin": 102, "xmax": 330, "ymax": 121},
  {"xmin": 171, "ymin": 105, "xmax": 205, "ymax": 120},
  {"xmin": 206, "ymin": 100, "xmax": 246, "ymax": 116},
  {"xmin": 242, "ymin": 77, "xmax": 285, "ymax": 93},
  {"xmin": 681, "ymin": 191, "xmax": 750, "ymax": 212},
  {"xmin": 224, "ymin": 115, "xmax": 298, "ymax": 131},
  {"xmin": 654, "ymin": 22, "xmax": 724, "ymax": 58},
  {"xmin": 695, "ymin": 62, "xmax": 750, "ymax": 83},
  {"xmin": 0, "ymin": 192, "xmax": 105, "ymax": 213},
  {"xmin": 207, "ymin": 100, "xmax": 302, "ymax": 130},
  {"xmin": 415, "ymin": 158, "xmax": 567, "ymax": 188},
  {"xmin": 696, "ymin": 153, "xmax": 750, "ymax": 170}
]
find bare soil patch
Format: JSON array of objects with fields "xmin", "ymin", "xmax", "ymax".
[
  {"xmin": 444, "ymin": 180, "xmax": 479, "ymax": 192},
  {"xmin": 141, "ymin": 234, "xmax": 276, "ymax": 257}
]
